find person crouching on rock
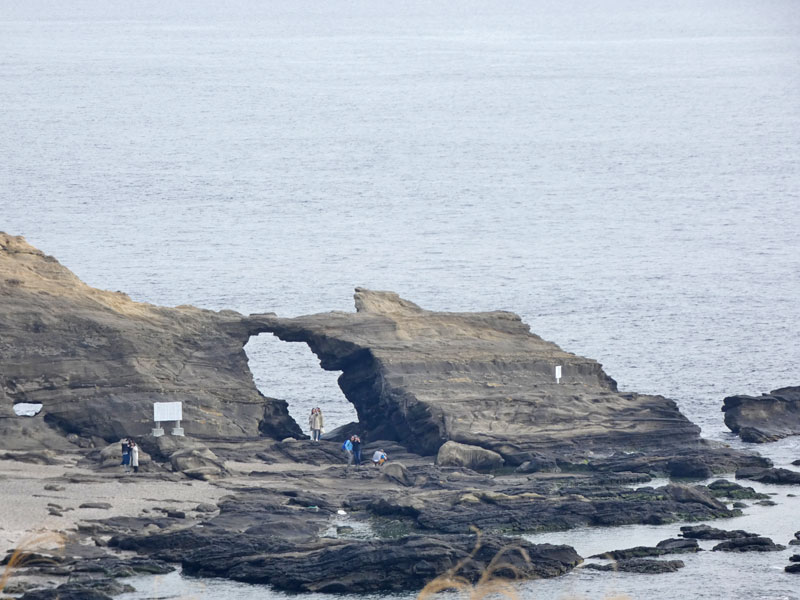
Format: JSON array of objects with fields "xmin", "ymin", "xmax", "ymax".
[
  {"xmin": 342, "ymin": 436, "xmax": 354, "ymax": 465},
  {"xmin": 129, "ymin": 439, "xmax": 139, "ymax": 474},
  {"xmin": 121, "ymin": 438, "xmax": 131, "ymax": 473},
  {"xmin": 372, "ymin": 449, "xmax": 387, "ymax": 466},
  {"xmin": 352, "ymin": 435, "xmax": 362, "ymax": 468},
  {"xmin": 309, "ymin": 407, "xmax": 324, "ymax": 442}
]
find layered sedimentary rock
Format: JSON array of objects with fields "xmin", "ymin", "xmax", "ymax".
[
  {"xmin": 722, "ymin": 386, "xmax": 800, "ymax": 443},
  {"xmin": 248, "ymin": 289, "xmax": 711, "ymax": 464},
  {"xmin": 0, "ymin": 233, "xmax": 301, "ymax": 448}
]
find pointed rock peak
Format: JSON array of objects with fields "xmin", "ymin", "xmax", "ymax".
[{"xmin": 353, "ymin": 288, "xmax": 424, "ymax": 316}]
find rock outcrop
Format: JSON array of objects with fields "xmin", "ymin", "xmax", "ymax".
[
  {"xmin": 115, "ymin": 529, "xmax": 581, "ymax": 593},
  {"xmin": 0, "ymin": 233, "xmax": 301, "ymax": 448},
  {"xmin": 248, "ymin": 289, "xmax": 749, "ymax": 467},
  {"xmin": 436, "ymin": 440, "xmax": 505, "ymax": 472},
  {"xmin": 590, "ymin": 538, "xmax": 699, "ymax": 560},
  {"xmin": 584, "ymin": 558, "xmax": 685, "ymax": 574},
  {"xmin": 722, "ymin": 386, "xmax": 800, "ymax": 442},
  {"xmin": 735, "ymin": 467, "xmax": 800, "ymax": 485},
  {"xmin": 712, "ymin": 537, "xmax": 786, "ymax": 553}
]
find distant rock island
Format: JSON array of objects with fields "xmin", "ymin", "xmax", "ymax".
[{"xmin": 723, "ymin": 386, "xmax": 800, "ymax": 443}]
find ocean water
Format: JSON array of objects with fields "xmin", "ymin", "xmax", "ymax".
[{"xmin": 2, "ymin": 1, "xmax": 799, "ymax": 598}]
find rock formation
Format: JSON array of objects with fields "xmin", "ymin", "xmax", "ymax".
[
  {"xmin": 248, "ymin": 289, "xmax": 742, "ymax": 467},
  {"xmin": 1, "ymin": 236, "xmax": 766, "ymax": 477},
  {"xmin": 0, "ymin": 233, "xmax": 301, "ymax": 448},
  {"xmin": 722, "ymin": 386, "xmax": 800, "ymax": 442}
]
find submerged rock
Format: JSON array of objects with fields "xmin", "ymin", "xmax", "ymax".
[
  {"xmin": 591, "ymin": 538, "xmax": 699, "ymax": 560},
  {"xmin": 712, "ymin": 536, "xmax": 785, "ymax": 552},
  {"xmin": 584, "ymin": 558, "xmax": 685, "ymax": 574},
  {"xmin": 722, "ymin": 386, "xmax": 800, "ymax": 443},
  {"xmin": 680, "ymin": 525, "xmax": 759, "ymax": 540},
  {"xmin": 735, "ymin": 467, "xmax": 800, "ymax": 485},
  {"xmin": 19, "ymin": 583, "xmax": 114, "ymax": 600}
]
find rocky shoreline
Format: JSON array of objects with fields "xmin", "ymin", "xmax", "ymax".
[{"xmin": 2, "ymin": 232, "xmax": 799, "ymax": 597}]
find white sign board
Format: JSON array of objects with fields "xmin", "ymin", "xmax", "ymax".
[
  {"xmin": 555, "ymin": 366, "xmax": 562, "ymax": 383},
  {"xmin": 13, "ymin": 403, "xmax": 43, "ymax": 417},
  {"xmin": 154, "ymin": 401, "xmax": 183, "ymax": 422}
]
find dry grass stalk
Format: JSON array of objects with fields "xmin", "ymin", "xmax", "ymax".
[
  {"xmin": 0, "ymin": 532, "xmax": 65, "ymax": 593},
  {"xmin": 417, "ymin": 528, "xmax": 527, "ymax": 600}
]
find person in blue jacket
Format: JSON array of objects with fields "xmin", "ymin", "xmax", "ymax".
[{"xmin": 342, "ymin": 437, "xmax": 353, "ymax": 465}]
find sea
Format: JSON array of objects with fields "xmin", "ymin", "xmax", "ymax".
[{"xmin": 2, "ymin": 1, "xmax": 799, "ymax": 598}]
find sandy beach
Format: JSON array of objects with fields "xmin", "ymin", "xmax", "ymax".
[{"xmin": 0, "ymin": 453, "xmax": 229, "ymax": 563}]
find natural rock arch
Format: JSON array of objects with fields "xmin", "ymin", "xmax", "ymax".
[
  {"xmin": 244, "ymin": 332, "xmax": 356, "ymax": 437},
  {"xmin": 245, "ymin": 288, "xmax": 706, "ymax": 463}
]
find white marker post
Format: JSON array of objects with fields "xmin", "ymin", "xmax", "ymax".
[
  {"xmin": 555, "ymin": 365, "xmax": 562, "ymax": 384},
  {"xmin": 153, "ymin": 401, "xmax": 184, "ymax": 437}
]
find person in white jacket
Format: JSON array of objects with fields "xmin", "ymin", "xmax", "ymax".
[
  {"xmin": 129, "ymin": 439, "xmax": 140, "ymax": 474},
  {"xmin": 309, "ymin": 408, "xmax": 324, "ymax": 442}
]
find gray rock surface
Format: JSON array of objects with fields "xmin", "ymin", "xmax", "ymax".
[
  {"xmin": 735, "ymin": 467, "xmax": 800, "ymax": 485},
  {"xmin": 248, "ymin": 288, "xmax": 726, "ymax": 465},
  {"xmin": 590, "ymin": 538, "xmax": 699, "ymax": 559},
  {"xmin": 114, "ymin": 528, "xmax": 581, "ymax": 593},
  {"xmin": 436, "ymin": 440, "xmax": 505, "ymax": 471},
  {"xmin": 584, "ymin": 558, "xmax": 685, "ymax": 573},
  {"xmin": 0, "ymin": 233, "xmax": 301, "ymax": 447},
  {"xmin": 723, "ymin": 386, "xmax": 800, "ymax": 443},
  {"xmin": 712, "ymin": 536, "xmax": 786, "ymax": 552},
  {"xmin": 379, "ymin": 462, "xmax": 415, "ymax": 486},
  {"xmin": 679, "ymin": 525, "xmax": 759, "ymax": 540}
]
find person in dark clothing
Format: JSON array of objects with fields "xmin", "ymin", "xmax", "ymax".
[
  {"xmin": 120, "ymin": 438, "xmax": 131, "ymax": 473},
  {"xmin": 351, "ymin": 435, "xmax": 362, "ymax": 467}
]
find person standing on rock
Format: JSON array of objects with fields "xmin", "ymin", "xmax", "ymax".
[
  {"xmin": 309, "ymin": 407, "xmax": 324, "ymax": 442},
  {"xmin": 121, "ymin": 438, "xmax": 131, "ymax": 473},
  {"xmin": 352, "ymin": 435, "xmax": 362, "ymax": 468},
  {"xmin": 129, "ymin": 439, "xmax": 139, "ymax": 474},
  {"xmin": 342, "ymin": 436, "xmax": 353, "ymax": 465}
]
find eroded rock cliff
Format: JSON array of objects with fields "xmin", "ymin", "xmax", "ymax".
[
  {"xmin": 248, "ymin": 288, "xmax": 710, "ymax": 465},
  {"xmin": 0, "ymin": 233, "xmax": 301, "ymax": 448}
]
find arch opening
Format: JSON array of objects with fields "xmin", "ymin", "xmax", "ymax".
[{"xmin": 245, "ymin": 333, "xmax": 357, "ymax": 438}]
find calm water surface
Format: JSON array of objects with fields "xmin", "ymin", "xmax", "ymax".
[{"xmin": 2, "ymin": 1, "xmax": 799, "ymax": 598}]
